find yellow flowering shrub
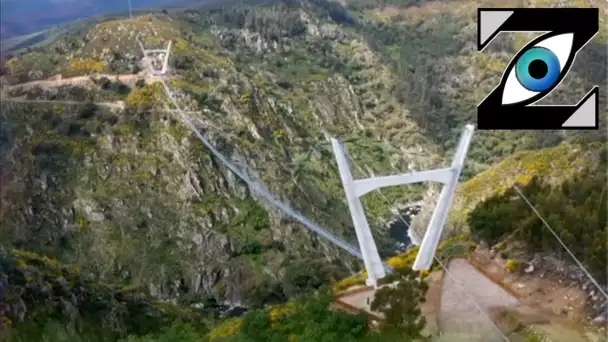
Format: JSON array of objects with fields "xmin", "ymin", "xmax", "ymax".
[{"xmin": 506, "ymin": 259, "xmax": 520, "ymax": 273}]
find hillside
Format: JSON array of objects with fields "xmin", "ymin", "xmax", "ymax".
[
  {"xmin": 0, "ymin": 0, "xmax": 606, "ymax": 340},
  {"xmin": 460, "ymin": 142, "xmax": 607, "ymax": 282}
]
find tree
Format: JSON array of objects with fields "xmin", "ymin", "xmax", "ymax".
[
  {"xmin": 225, "ymin": 289, "xmax": 371, "ymax": 341},
  {"xmin": 244, "ymin": 279, "xmax": 286, "ymax": 309},
  {"xmin": 172, "ymin": 55, "xmax": 194, "ymax": 70},
  {"xmin": 468, "ymin": 195, "xmax": 516, "ymax": 244},
  {"xmin": 282, "ymin": 258, "xmax": 346, "ymax": 298},
  {"xmin": 278, "ymin": 290, "xmax": 369, "ymax": 341},
  {"xmin": 468, "ymin": 168, "xmax": 608, "ymax": 281},
  {"xmin": 297, "ymin": 311, "xmax": 368, "ymax": 342},
  {"xmin": 238, "ymin": 309, "xmax": 280, "ymax": 342},
  {"xmin": 370, "ymin": 267, "xmax": 428, "ymax": 339},
  {"xmin": 121, "ymin": 320, "xmax": 204, "ymax": 342}
]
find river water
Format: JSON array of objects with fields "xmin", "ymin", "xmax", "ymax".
[{"xmin": 387, "ymin": 205, "xmax": 421, "ymax": 252}]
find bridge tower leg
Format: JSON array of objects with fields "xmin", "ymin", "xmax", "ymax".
[
  {"xmin": 331, "ymin": 125, "xmax": 475, "ymax": 287},
  {"xmin": 161, "ymin": 41, "xmax": 172, "ymax": 74},
  {"xmin": 411, "ymin": 125, "xmax": 475, "ymax": 271},
  {"xmin": 332, "ymin": 139, "xmax": 386, "ymax": 288},
  {"xmin": 331, "ymin": 139, "xmax": 386, "ymax": 287}
]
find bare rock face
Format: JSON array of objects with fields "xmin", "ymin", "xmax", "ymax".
[
  {"xmin": 319, "ymin": 24, "xmax": 347, "ymax": 42},
  {"xmin": 591, "ymin": 313, "xmax": 606, "ymax": 326},
  {"xmin": 409, "ymin": 185, "xmax": 442, "ymax": 241}
]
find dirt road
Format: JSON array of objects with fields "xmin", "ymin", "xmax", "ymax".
[
  {"xmin": 4, "ymin": 73, "xmax": 143, "ymax": 91},
  {"xmin": 0, "ymin": 97, "xmax": 125, "ymax": 109}
]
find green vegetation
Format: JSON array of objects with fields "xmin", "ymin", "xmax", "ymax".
[
  {"xmin": 1, "ymin": 247, "xmax": 428, "ymax": 342},
  {"xmin": 212, "ymin": 277, "xmax": 428, "ymax": 342},
  {"xmin": 1, "ymin": 0, "xmax": 606, "ymax": 341},
  {"xmin": 70, "ymin": 59, "xmax": 106, "ymax": 74},
  {"xmin": 124, "ymin": 82, "xmax": 164, "ymax": 111},
  {"xmin": 468, "ymin": 166, "xmax": 607, "ymax": 280},
  {"xmin": 370, "ymin": 268, "xmax": 428, "ymax": 340},
  {"xmin": 352, "ymin": 0, "xmax": 606, "ymax": 178},
  {"xmin": 218, "ymin": 291, "xmax": 372, "ymax": 342},
  {"xmin": 461, "ymin": 141, "xmax": 607, "ymax": 282},
  {"xmin": 0, "ymin": 248, "xmax": 209, "ymax": 342},
  {"xmin": 457, "ymin": 143, "xmax": 603, "ymax": 210}
]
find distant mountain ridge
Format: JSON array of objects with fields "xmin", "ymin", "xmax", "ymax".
[{"xmin": 0, "ymin": 0, "xmax": 202, "ymax": 40}]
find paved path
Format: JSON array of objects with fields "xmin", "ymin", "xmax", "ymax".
[
  {"xmin": 338, "ymin": 286, "xmax": 382, "ymax": 318},
  {"xmin": 437, "ymin": 258, "xmax": 519, "ymax": 342}
]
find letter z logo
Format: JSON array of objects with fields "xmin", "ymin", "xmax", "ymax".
[{"xmin": 477, "ymin": 8, "xmax": 599, "ymax": 130}]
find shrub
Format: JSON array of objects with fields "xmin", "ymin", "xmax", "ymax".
[
  {"xmin": 332, "ymin": 272, "xmax": 367, "ymax": 293},
  {"xmin": 208, "ymin": 318, "xmax": 242, "ymax": 341},
  {"xmin": 495, "ymin": 242, "xmax": 506, "ymax": 252},
  {"xmin": 124, "ymin": 83, "xmax": 164, "ymax": 111},
  {"xmin": 283, "ymin": 259, "xmax": 345, "ymax": 298},
  {"xmin": 387, "ymin": 246, "xmax": 419, "ymax": 271},
  {"xmin": 120, "ymin": 320, "xmax": 205, "ymax": 342},
  {"xmin": 505, "ymin": 259, "xmax": 520, "ymax": 273},
  {"xmin": 525, "ymin": 330, "xmax": 543, "ymax": 342},
  {"xmin": 69, "ymin": 59, "xmax": 105, "ymax": 74}
]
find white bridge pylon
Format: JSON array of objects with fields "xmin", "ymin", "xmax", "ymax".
[
  {"xmin": 140, "ymin": 39, "xmax": 172, "ymax": 76},
  {"xmin": 331, "ymin": 124, "xmax": 475, "ymax": 287}
]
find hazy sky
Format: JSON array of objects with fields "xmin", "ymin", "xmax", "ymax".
[{"xmin": 1, "ymin": 0, "xmax": 79, "ymax": 2}]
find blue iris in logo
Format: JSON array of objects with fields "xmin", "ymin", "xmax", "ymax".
[{"xmin": 515, "ymin": 47, "xmax": 561, "ymax": 92}]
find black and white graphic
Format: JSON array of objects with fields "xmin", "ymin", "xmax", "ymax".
[{"xmin": 477, "ymin": 8, "xmax": 599, "ymax": 130}]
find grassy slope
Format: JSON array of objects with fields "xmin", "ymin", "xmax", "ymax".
[{"xmin": 454, "ymin": 143, "xmax": 606, "ymax": 216}]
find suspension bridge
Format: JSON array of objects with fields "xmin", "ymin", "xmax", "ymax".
[
  {"xmin": 132, "ymin": 14, "xmax": 608, "ymax": 339},
  {"xmin": 140, "ymin": 37, "xmax": 478, "ymax": 281},
  {"xmin": 138, "ymin": 36, "xmax": 606, "ymax": 296},
  {"xmin": 2, "ymin": 6, "xmax": 606, "ymax": 339}
]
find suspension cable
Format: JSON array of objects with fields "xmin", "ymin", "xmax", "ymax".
[
  {"xmin": 474, "ymin": 136, "xmax": 608, "ymax": 301},
  {"xmin": 128, "ymin": 21, "xmax": 370, "ymax": 260}
]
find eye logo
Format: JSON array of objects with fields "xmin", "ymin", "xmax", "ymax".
[
  {"xmin": 477, "ymin": 8, "xmax": 599, "ymax": 130},
  {"xmin": 505, "ymin": 33, "xmax": 571, "ymax": 105}
]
